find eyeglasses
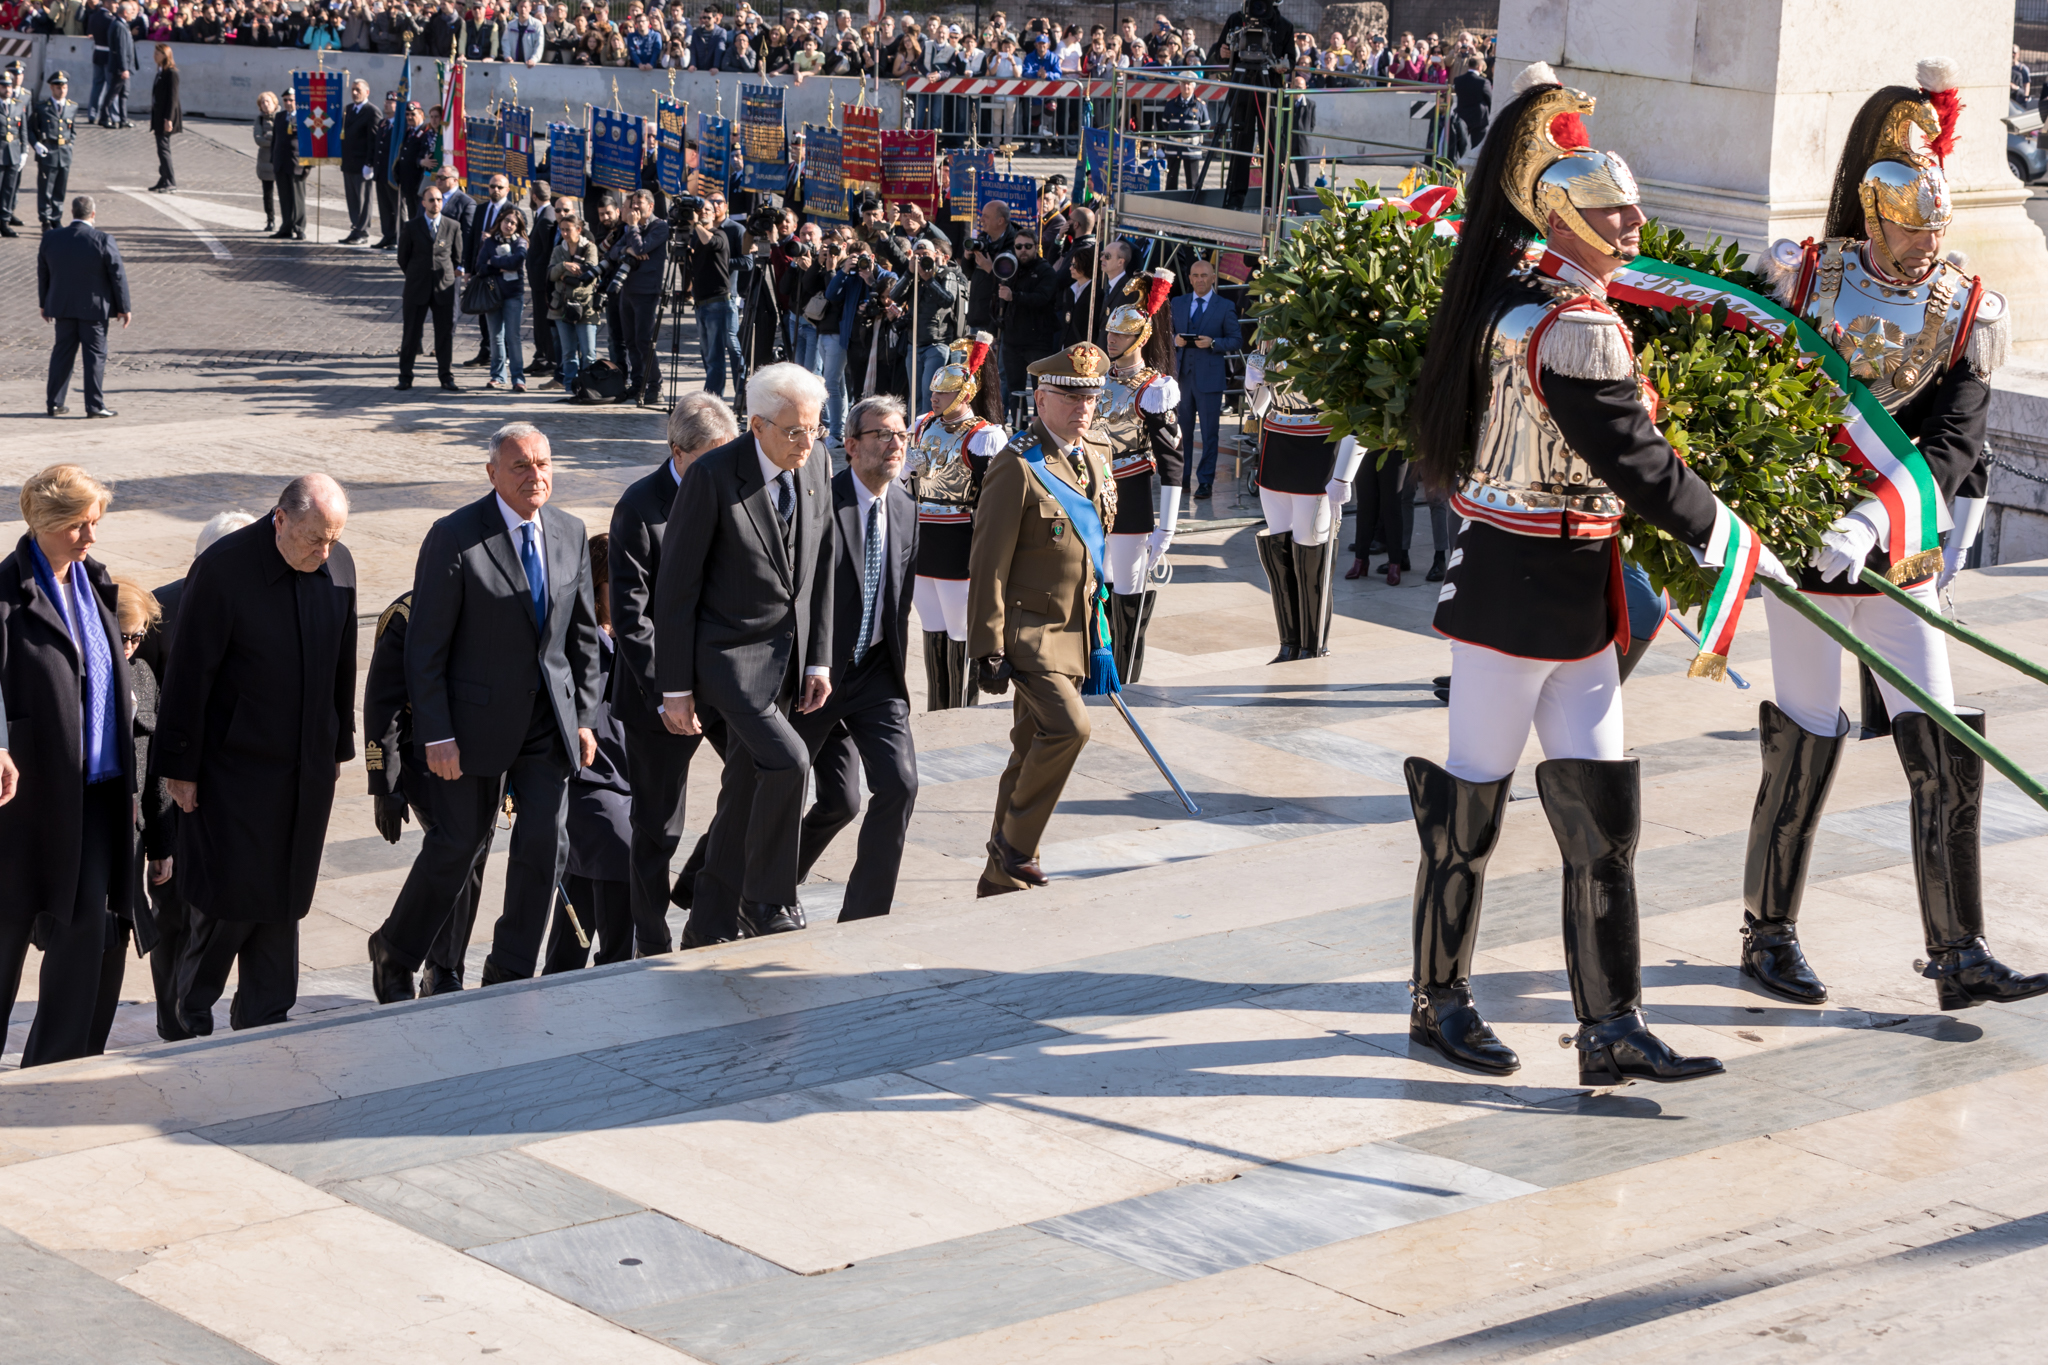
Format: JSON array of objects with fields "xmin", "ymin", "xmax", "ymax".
[
  {"xmin": 854, "ymin": 428, "xmax": 910, "ymax": 445},
  {"xmin": 764, "ymin": 420, "xmax": 827, "ymax": 442},
  {"xmin": 121, "ymin": 631, "xmax": 147, "ymax": 646}
]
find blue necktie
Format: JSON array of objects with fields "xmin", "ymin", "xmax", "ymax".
[
  {"xmin": 520, "ymin": 522, "xmax": 546, "ymax": 629},
  {"xmin": 775, "ymin": 470, "xmax": 795, "ymax": 523},
  {"xmin": 855, "ymin": 496, "xmax": 882, "ymax": 659},
  {"xmin": 1191, "ymin": 296, "xmax": 1206, "ymax": 329}
]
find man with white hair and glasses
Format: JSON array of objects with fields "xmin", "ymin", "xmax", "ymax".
[{"xmin": 654, "ymin": 363, "xmax": 835, "ymax": 940}]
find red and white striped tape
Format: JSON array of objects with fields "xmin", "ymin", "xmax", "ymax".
[{"xmin": 904, "ymin": 74, "xmax": 1227, "ymax": 100}]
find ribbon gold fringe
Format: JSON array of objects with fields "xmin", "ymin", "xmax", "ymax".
[
  {"xmin": 1687, "ymin": 652, "xmax": 1730, "ymax": 682},
  {"xmin": 1888, "ymin": 548, "xmax": 1945, "ymax": 585}
]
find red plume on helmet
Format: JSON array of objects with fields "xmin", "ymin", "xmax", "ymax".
[
  {"xmin": 1917, "ymin": 55, "xmax": 1964, "ymax": 166},
  {"xmin": 1140, "ymin": 267, "xmax": 1175, "ymax": 316},
  {"xmin": 965, "ymin": 330, "xmax": 994, "ymax": 375}
]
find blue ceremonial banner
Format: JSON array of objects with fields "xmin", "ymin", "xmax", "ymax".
[
  {"xmin": 464, "ymin": 116, "xmax": 503, "ymax": 196},
  {"xmin": 1079, "ymin": 127, "xmax": 1159, "ymax": 203},
  {"xmin": 973, "ymin": 170, "xmax": 1040, "ymax": 229},
  {"xmin": 739, "ymin": 85, "xmax": 786, "ymax": 194},
  {"xmin": 383, "ymin": 60, "xmax": 410, "ymax": 187},
  {"xmin": 656, "ymin": 98, "xmax": 688, "ymax": 196},
  {"xmin": 589, "ymin": 106, "xmax": 645, "ymax": 194},
  {"xmin": 697, "ymin": 112, "xmax": 732, "ymax": 195},
  {"xmin": 292, "ymin": 70, "xmax": 344, "ymax": 164},
  {"xmin": 948, "ymin": 149, "xmax": 993, "ymax": 222},
  {"xmin": 500, "ymin": 105, "xmax": 532, "ymax": 193},
  {"xmin": 547, "ymin": 121, "xmax": 587, "ymax": 198},
  {"xmin": 804, "ymin": 124, "xmax": 843, "ymax": 223}
]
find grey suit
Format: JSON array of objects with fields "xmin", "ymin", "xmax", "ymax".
[
  {"xmin": 375, "ymin": 493, "xmax": 602, "ymax": 981},
  {"xmin": 653, "ymin": 433, "xmax": 834, "ymax": 918}
]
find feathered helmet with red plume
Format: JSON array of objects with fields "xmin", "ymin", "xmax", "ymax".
[
  {"xmin": 929, "ymin": 331, "xmax": 995, "ymax": 417},
  {"xmin": 1848, "ymin": 57, "xmax": 1962, "ymax": 243},
  {"xmin": 1105, "ymin": 268, "xmax": 1176, "ymax": 357}
]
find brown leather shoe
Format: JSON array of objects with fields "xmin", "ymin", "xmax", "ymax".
[
  {"xmin": 977, "ymin": 875, "xmax": 1024, "ymax": 898},
  {"xmin": 986, "ymin": 830, "xmax": 1049, "ymax": 887}
]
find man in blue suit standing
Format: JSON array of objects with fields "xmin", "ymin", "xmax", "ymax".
[
  {"xmin": 38, "ymin": 193, "xmax": 130, "ymax": 419},
  {"xmin": 1170, "ymin": 257, "xmax": 1241, "ymax": 501}
]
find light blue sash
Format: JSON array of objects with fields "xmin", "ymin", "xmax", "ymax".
[{"xmin": 1017, "ymin": 438, "xmax": 1119, "ymax": 695}]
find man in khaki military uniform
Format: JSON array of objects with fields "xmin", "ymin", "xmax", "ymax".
[{"xmin": 967, "ymin": 342, "xmax": 1119, "ymax": 898}]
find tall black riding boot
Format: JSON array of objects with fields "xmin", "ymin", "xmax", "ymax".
[
  {"xmin": 1740, "ymin": 701, "xmax": 1847, "ymax": 1004},
  {"xmin": 1293, "ymin": 536, "xmax": 1337, "ymax": 659},
  {"xmin": 1126, "ymin": 589, "xmax": 1158, "ymax": 685},
  {"xmin": 1537, "ymin": 757, "xmax": 1725, "ymax": 1087},
  {"xmin": 1858, "ymin": 662, "xmax": 1892, "ymax": 740},
  {"xmin": 1256, "ymin": 531, "xmax": 1300, "ymax": 663},
  {"xmin": 947, "ymin": 636, "xmax": 977, "ymax": 708},
  {"xmin": 1893, "ymin": 710, "xmax": 2048, "ymax": 1009},
  {"xmin": 1405, "ymin": 757, "xmax": 1520, "ymax": 1075},
  {"xmin": 1109, "ymin": 592, "xmax": 1143, "ymax": 685},
  {"xmin": 922, "ymin": 631, "xmax": 955, "ymax": 711}
]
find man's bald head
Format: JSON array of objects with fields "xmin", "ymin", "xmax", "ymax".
[{"xmin": 274, "ymin": 474, "xmax": 348, "ymax": 572}]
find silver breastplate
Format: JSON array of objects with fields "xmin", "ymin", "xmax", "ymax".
[
  {"xmin": 1804, "ymin": 239, "xmax": 1973, "ymax": 411},
  {"xmin": 910, "ymin": 417, "xmax": 983, "ymax": 514},
  {"xmin": 1460, "ymin": 283, "xmax": 1624, "ymax": 527},
  {"xmin": 1100, "ymin": 369, "xmax": 1151, "ymax": 471}
]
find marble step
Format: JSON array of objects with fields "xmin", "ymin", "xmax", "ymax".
[{"xmin": 1307, "ymin": 1166, "xmax": 2048, "ymax": 1364}]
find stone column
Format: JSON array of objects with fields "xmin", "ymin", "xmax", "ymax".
[{"xmin": 1496, "ymin": 0, "xmax": 2048, "ymax": 352}]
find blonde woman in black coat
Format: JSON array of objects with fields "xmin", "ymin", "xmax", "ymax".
[{"xmin": 0, "ymin": 465, "xmax": 135, "ymax": 1068}]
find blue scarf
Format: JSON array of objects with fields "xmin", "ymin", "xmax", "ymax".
[
  {"xmin": 1016, "ymin": 438, "xmax": 1119, "ymax": 696},
  {"xmin": 30, "ymin": 540, "xmax": 120, "ymax": 783}
]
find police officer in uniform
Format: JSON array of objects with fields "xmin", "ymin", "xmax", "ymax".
[
  {"xmin": 30, "ymin": 72, "xmax": 78, "ymax": 234},
  {"xmin": 1742, "ymin": 57, "xmax": 2044, "ymax": 1013},
  {"xmin": 0, "ymin": 67, "xmax": 28, "ymax": 238},
  {"xmin": 966, "ymin": 342, "xmax": 1118, "ymax": 898},
  {"xmin": 1099, "ymin": 269, "xmax": 1184, "ymax": 684},
  {"xmin": 905, "ymin": 331, "xmax": 1006, "ymax": 711}
]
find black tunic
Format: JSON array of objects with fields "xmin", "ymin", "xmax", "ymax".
[
  {"xmin": 1257, "ymin": 410, "xmax": 1341, "ymax": 496},
  {"xmin": 155, "ymin": 520, "xmax": 358, "ymax": 924}
]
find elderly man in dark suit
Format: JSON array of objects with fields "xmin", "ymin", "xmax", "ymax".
[
  {"xmin": 339, "ymin": 78, "xmax": 379, "ymax": 245},
  {"xmin": 369, "ymin": 422, "xmax": 603, "ymax": 1001},
  {"xmin": 610, "ymin": 392, "xmax": 738, "ymax": 953},
  {"xmin": 1170, "ymin": 257, "xmax": 1242, "ymax": 500},
  {"xmin": 38, "ymin": 193, "xmax": 130, "ymax": 420},
  {"xmin": 654, "ymin": 363, "xmax": 835, "ymax": 938},
  {"xmin": 793, "ymin": 394, "xmax": 919, "ymax": 921},
  {"xmin": 396, "ymin": 181, "xmax": 463, "ymax": 392},
  {"xmin": 156, "ymin": 475, "xmax": 357, "ymax": 1032}
]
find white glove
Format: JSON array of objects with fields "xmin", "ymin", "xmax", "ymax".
[
  {"xmin": 1939, "ymin": 495, "xmax": 1987, "ymax": 593},
  {"xmin": 1754, "ymin": 544, "xmax": 1796, "ymax": 588},
  {"xmin": 1812, "ymin": 514, "xmax": 1879, "ymax": 584},
  {"xmin": 1146, "ymin": 485, "xmax": 1182, "ymax": 568},
  {"xmin": 1325, "ymin": 477, "xmax": 1351, "ymax": 513},
  {"xmin": 362, "ymin": 164, "xmax": 375, "ymax": 179}
]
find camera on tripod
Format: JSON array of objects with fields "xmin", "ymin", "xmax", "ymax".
[{"xmin": 665, "ymin": 192, "xmax": 708, "ymax": 229}]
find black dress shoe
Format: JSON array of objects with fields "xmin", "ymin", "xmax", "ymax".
[
  {"xmin": 8, "ymin": 216, "xmax": 23, "ymax": 226},
  {"xmin": 1569, "ymin": 1010, "xmax": 1724, "ymax": 1087},
  {"xmin": 1410, "ymin": 984, "xmax": 1520, "ymax": 1075},
  {"xmin": 86, "ymin": 407, "xmax": 117, "ymax": 418},
  {"xmin": 419, "ymin": 964, "xmax": 464, "ymax": 996},
  {"xmin": 679, "ymin": 922, "xmax": 737, "ymax": 949},
  {"xmin": 46, "ymin": 404, "xmax": 68, "ymax": 416},
  {"xmin": 479, "ymin": 958, "xmax": 526, "ymax": 987},
  {"xmin": 367, "ymin": 932, "xmax": 416, "ymax": 1004},
  {"xmin": 440, "ymin": 380, "xmax": 460, "ymax": 392},
  {"xmin": 271, "ymin": 229, "xmax": 294, "ymax": 239},
  {"xmin": 986, "ymin": 830, "xmax": 1049, "ymax": 887},
  {"xmin": 1919, "ymin": 938, "xmax": 2048, "ymax": 1010},
  {"xmin": 392, "ymin": 381, "xmax": 414, "ymax": 391},
  {"xmin": 977, "ymin": 875, "xmax": 1024, "ymax": 898},
  {"xmin": 740, "ymin": 899, "xmax": 807, "ymax": 935},
  {"xmin": 373, "ymin": 239, "xmax": 396, "ymax": 250},
  {"xmin": 1193, "ymin": 483, "xmax": 1213, "ymax": 500},
  {"xmin": 292, "ymin": 232, "xmax": 306, "ymax": 241},
  {"xmin": 462, "ymin": 353, "xmax": 491, "ymax": 368},
  {"xmin": 0, "ymin": 224, "xmax": 16, "ymax": 238},
  {"xmin": 1740, "ymin": 913, "xmax": 1828, "ymax": 1003}
]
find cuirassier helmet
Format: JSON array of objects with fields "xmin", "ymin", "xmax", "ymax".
[{"xmin": 1499, "ymin": 61, "xmax": 1641, "ymax": 262}]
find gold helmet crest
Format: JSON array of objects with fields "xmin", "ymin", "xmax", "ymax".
[{"xmin": 1500, "ymin": 62, "xmax": 1641, "ymax": 262}]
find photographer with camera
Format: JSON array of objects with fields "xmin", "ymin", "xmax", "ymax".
[
  {"xmin": 619, "ymin": 189, "xmax": 669, "ymax": 407},
  {"xmin": 842, "ymin": 248, "xmax": 903, "ymax": 405},
  {"xmin": 737, "ymin": 203, "xmax": 788, "ymax": 373},
  {"xmin": 887, "ymin": 237, "xmax": 965, "ymax": 417},
  {"xmin": 994, "ymin": 228, "xmax": 1062, "ymax": 423},
  {"xmin": 1212, "ymin": 0, "xmax": 1295, "ymax": 211},
  {"xmin": 963, "ymin": 199, "xmax": 1015, "ymax": 392},
  {"xmin": 678, "ymin": 195, "xmax": 742, "ymax": 398}
]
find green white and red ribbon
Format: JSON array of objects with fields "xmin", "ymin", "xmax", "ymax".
[
  {"xmin": 1687, "ymin": 498, "xmax": 1764, "ymax": 681},
  {"xmin": 1608, "ymin": 257, "xmax": 1948, "ymax": 581}
]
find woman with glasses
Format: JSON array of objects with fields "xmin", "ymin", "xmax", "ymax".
[{"xmin": 480, "ymin": 205, "xmax": 530, "ymax": 392}]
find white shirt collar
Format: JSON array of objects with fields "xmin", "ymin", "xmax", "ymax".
[
  {"xmin": 496, "ymin": 492, "xmax": 542, "ymax": 533},
  {"xmin": 754, "ymin": 438, "xmax": 792, "ymax": 491},
  {"xmin": 1193, "ymin": 288, "xmax": 1214, "ymax": 304}
]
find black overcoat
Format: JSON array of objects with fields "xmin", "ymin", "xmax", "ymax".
[
  {"xmin": 154, "ymin": 519, "xmax": 357, "ymax": 923},
  {"xmin": 0, "ymin": 535, "xmax": 136, "ymax": 927}
]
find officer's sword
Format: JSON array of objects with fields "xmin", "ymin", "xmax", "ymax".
[{"xmin": 1111, "ymin": 691, "xmax": 1200, "ymax": 814}]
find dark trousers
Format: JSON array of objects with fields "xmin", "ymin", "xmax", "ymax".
[
  {"xmin": 101, "ymin": 74, "xmax": 129, "ymax": 126},
  {"xmin": 529, "ymin": 273, "xmax": 554, "ymax": 363},
  {"xmin": 606, "ymin": 295, "xmax": 628, "ymax": 377},
  {"xmin": 623, "ymin": 723, "xmax": 704, "ymax": 954},
  {"xmin": 375, "ymin": 179, "xmax": 400, "ymax": 243},
  {"xmin": 147, "ymin": 867, "xmax": 195, "ymax": 1040},
  {"xmin": 622, "ymin": 291, "xmax": 662, "ymax": 401},
  {"xmin": 36, "ymin": 160, "xmax": 69, "ymax": 227},
  {"xmin": 173, "ymin": 913, "xmax": 298, "ymax": 1034},
  {"xmin": 261, "ymin": 177, "xmax": 276, "ymax": 222},
  {"xmin": 153, "ymin": 130, "xmax": 175, "ymax": 187},
  {"xmin": 400, "ymin": 287, "xmax": 456, "ymax": 384},
  {"xmin": 377, "ymin": 698, "xmax": 570, "ymax": 981},
  {"xmin": 343, "ymin": 164, "xmax": 371, "ymax": 232},
  {"xmin": 542, "ymin": 875, "xmax": 631, "ymax": 972},
  {"xmin": 793, "ymin": 681, "xmax": 917, "ymax": 921},
  {"xmin": 47, "ymin": 316, "xmax": 108, "ymax": 413},
  {"xmin": 278, "ymin": 171, "xmax": 306, "ymax": 237},
  {"xmin": 407, "ymin": 776, "xmax": 492, "ymax": 981},
  {"xmin": 1354, "ymin": 455, "xmax": 1411, "ymax": 565},
  {"xmin": 0, "ymin": 162, "xmax": 20, "ymax": 219},
  {"xmin": 1179, "ymin": 386, "xmax": 1225, "ymax": 485},
  {"xmin": 0, "ymin": 779, "xmax": 122, "ymax": 1068},
  {"xmin": 87, "ymin": 914, "xmax": 129, "ymax": 1055},
  {"xmin": 703, "ymin": 678, "xmax": 811, "ymax": 910}
]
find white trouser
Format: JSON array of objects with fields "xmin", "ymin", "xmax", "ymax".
[
  {"xmin": 914, "ymin": 575, "xmax": 969, "ymax": 641},
  {"xmin": 1108, "ymin": 533, "xmax": 1151, "ymax": 594},
  {"xmin": 1765, "ymin": 584, "xmax": 1952, "ymax": 737},
  {"xmin": 1445, "ymin": 640, "xmax": 1625, "ymax": 783},
  {"xmin": 1260, "ymin": 487, "xmax": 1334, "ymax": 546}
]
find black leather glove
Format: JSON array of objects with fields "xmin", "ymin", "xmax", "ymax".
[
  {"xmin": 974, "ymin": 653, "xmax": 1013, "ymax": 696},
  {"xmin": 373, "ymin": 791, "xmax": 410, "ymax": 845}
]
